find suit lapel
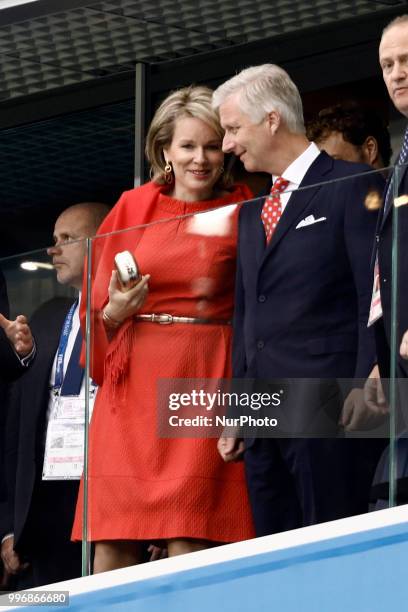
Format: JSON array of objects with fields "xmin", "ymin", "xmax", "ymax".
[
  {"xmin": 246, "ymin": 196, "xmax": 268, "ymax": 266},
  {"xmin": 260, "ymin": 151, "xmax": 333, "ymax": 264}
]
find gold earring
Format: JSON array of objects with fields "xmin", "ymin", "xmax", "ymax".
[
  {"xmin": 164, "ymin": 161, "xmax": 173, "ymax": 184},
  {"xmin": 219, "ymin": 165, "xmax": 224, "ymax": 174}
]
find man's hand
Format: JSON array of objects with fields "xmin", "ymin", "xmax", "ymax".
[
  {"xmin": 1, "ymin": 536, "xmax": 29, "ymax": 576},
  {"xmin": 0, "ymin": 313, "xmax": 34, "ymax": 357},
  {"xmin": 400, "ymin": 329, "xmax": 408, "ymax": 359},
  {"xmin": 217, "ymin": 436, "xmax": 245, "ymax": 462},
  {"xmin": 339, "ymin": 365, "xmax": 388, "ymax": 431}
]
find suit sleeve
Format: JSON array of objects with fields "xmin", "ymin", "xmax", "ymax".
[
  {"xmin": 0, "ymin": 269, "xmax": 9, "ymax": 319},
  {"xmin": 344, "ymin": 173, "xmax": 384, "ymax": 378},
  {"xmin": 0, "ymin": 269, "xmax": 27, "ymax": 383},
  {"xmin": 0, "ymin": 382, "xmax": 20, "ymax": 539}
]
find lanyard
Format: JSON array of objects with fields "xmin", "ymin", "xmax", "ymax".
[
  {"xmin": 60, "ymin": 328, "xmax": 84, "ymax": 396},
  {"xmin": 53, "ymin": 300, "xmax": 83, "ymax": 393}
]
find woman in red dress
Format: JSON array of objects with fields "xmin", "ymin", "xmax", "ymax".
[{"xmin": 72, "ymin": 86, "xmax": 255, "ymax": 572}]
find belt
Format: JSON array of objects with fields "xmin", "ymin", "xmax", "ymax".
[{"xmin": 135, "ymin": 313, "xmax": 231, "ymax": 325}]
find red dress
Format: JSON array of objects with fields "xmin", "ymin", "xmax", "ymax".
[{"xmin": 72, "ymin": 182, "xmax": 255, "ymax": 543}]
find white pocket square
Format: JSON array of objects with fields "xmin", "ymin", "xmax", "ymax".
[{"xmin": 295, "ymin": 215, "xmax": 327, "ymax": 229}]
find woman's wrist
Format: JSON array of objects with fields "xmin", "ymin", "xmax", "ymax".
[{"xmin": 102, "ymin": 308, "xmax": 123, "ymax": 330}]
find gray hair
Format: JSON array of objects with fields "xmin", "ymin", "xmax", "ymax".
[
  {"xmin": 382, "ymin": 14, "xmax": 408, "ymax": 37},
  {"xmin": 213, "ymin": 64, "xmax": 305, "ymax": 134}
]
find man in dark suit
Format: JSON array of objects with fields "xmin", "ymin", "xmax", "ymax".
[
  {"xmin": 213, "ymin": 64, "xmax": 385, "ymax": 536},
  {"xmin": 342, "ymin": 16, "xmax": 408, "ymax": 433},
  {"xmin": 354, "ymin": 15, "xmax": 408, "ymax": 508},
  {"xmin": 376, "ymin": 16, "xmax": 408, "ymax": 376},
  {"xmin": 0, "ymin": 202, "xmax": 109, "ymax": 587}
]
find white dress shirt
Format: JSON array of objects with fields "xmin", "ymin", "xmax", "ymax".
[{"xmin": 272, "ymin": 142, "xmax": 320, "ymax": 212}]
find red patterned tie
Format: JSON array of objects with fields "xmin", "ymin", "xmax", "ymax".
[{"xmin": 261, "ymin": 176, "xmax": 289, "ymax": 243}]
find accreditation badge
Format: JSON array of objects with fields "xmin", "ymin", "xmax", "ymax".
[{"xmin": 42, "ymin": 391, "xmax": 96, "ymax": 480}]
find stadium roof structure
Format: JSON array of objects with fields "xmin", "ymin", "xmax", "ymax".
[
  {"xmin": 0, "ymin": 0, "xmax": 407, "ymax": 254},
  {"xmin": 0, "ymin": 0, "xmax": 405, "ymax": 109}
]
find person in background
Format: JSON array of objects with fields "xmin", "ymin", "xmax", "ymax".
[
  {"xmin": 343, "ymin": 14, "xmax": 408, "ymax": 432},
  {"xmin": 71, "ymin": 85, "xmax": 255, "ymax": 573},
  {"xmin": 378, "ymin": 15, "xmax": 408, "ymax": 371},
  {"xmin": 0, "ymin": 202, "xmax": 109, "ymax": 588},
  {"xmin": 356, "ymin": 14, "xmax": 408, "ymax": 508},
  {"xmin": 306, "ymin": 101, "xmax": 392, "ymax": 171}
]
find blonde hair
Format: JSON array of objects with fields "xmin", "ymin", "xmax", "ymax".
[
  {"xmin": 145, "ymin": 85, "xmax": 232, "ymax": 188},
  {"xmin": 213, "ymin": 64, "xmax": 305, "ymax": 134}
]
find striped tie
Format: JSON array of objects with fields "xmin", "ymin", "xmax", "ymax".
[{"xmin": 384, "ymin": 126, "xmax": 408, "ymax": 215}]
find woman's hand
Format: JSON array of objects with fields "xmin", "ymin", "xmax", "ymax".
[{"xmin": 104, "ymin": 270, "xmax": 150, "ymax": 325}]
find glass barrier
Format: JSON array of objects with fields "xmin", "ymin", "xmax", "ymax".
[
  {"xmin": 84, "ymin": 166, "xmax": 393, "ymax": 577},
  {"xmin": 0, "ymin": 163, "xmax": 403, "ymax": 590},
  {"xmin": 384, "ymin": 161, "xmax": 408, "ymax": 510}
]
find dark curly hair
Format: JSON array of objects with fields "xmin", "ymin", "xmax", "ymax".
[{"xmin": 306, "ymin": 101, "xmax": 392, "ymax": 166}]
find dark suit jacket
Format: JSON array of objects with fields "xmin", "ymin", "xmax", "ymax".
[
  {"xmin": 1, "ymin": 297, "xmax": 77, "ymax": 549},
  {"xmin": 233, "ymin": 152, "xmax": 383, "ymax": 386},
  {"xmin": 375, "ymin": 160, "xmax": 408, "ymax": 378},
  {"xmin": 0, "ymin": 270, "xmax": 27, "ymax": 508},
  {"xmin": 0, "ymin": 270, "xmax": 25, "ymax": 383}
]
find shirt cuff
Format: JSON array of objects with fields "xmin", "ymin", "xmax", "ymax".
[
  {"xmin": 1, "ymin": 533, "xmax": 14, "ymax": 544},
  {"xmin": 14, "ymin": 341, "xmax": 36, "ymax": 367}
]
